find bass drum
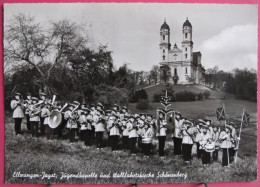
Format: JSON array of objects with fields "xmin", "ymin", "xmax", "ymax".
[
  {"xmin": 204, "ymin": 142, "xmax": 215, "ymax": 152},
  {"xmin": 49, "ymin": 111, "xmax": 62, "ymax": 129}
]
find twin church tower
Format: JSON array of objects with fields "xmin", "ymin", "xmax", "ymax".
[{"xmin": 159, "ymin": 18, "xmax": 205, "ymax": 85}]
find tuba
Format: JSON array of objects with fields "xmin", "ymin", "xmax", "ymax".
[{"xmin": 48, "ymin": 103, "xmax": 68, "ymax": 129}]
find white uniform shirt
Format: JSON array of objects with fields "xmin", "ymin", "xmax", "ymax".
[
  {"xmin": 128, "ymin": 122, "xmax": 138, "ymax": 138},
  {"xmin": 11, "ymin": 100, "xmax": 24, "ymax": 118},
  {"xmin": 173, "ymin": 118, "xmax": 184, "ymax": 138},
  {"xmin": 157, "ymin": 119, "xmax": 167, "ymax": 137}
]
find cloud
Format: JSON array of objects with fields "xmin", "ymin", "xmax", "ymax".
[{"xmin": 201, "ymin": 24, "xmax": 257, "ymax": 71}]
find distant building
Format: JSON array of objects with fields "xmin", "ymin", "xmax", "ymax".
[{"xmin": 159, "ymin": 18, "xmax": 205, "ymax": 85}]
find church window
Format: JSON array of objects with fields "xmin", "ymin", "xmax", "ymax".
[
  {"xmin": 163, "ymin": 55, "xmax": 165, "ymax": 60},
  {"xmin": 174, "ymin": 68, "xmax": 177, "ymax": 75},
  {"xmin": 185, "ymin": 67, "xmax": 188, "ymax": 74},
  {"xmin": 185, "ymin": 54, "xmax": 188, "ymax": 59},
  {"xmin": 185, "ymin": 33, "xmax": 188, "ymax": 39},
  {"xmin": 185, "ymin": 47, "xmax": 187, "ymax": 51},
  {"xmin": 163, "ymin": 49, "xmax": 165, "ymax": 53},
  {"xmin": 163, "ymin": 35, "xmax": 165, "ymax": 40}
]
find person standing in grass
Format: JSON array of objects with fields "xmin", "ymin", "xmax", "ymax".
[
  {"xmin": 29, "ymin": 97, "xmax": 42, "ymax": 138},
  {"xmin": 108, "ymin": 115, "xmax": 120, "ymax": 152},
  {"xmin": 94, "ymin": 109, "xmax": 106, "ymax": 149},
  {"xmin": 198, "ymin": 124, "xmax": 212, "ymax": 166},
  {"xmin": 121, "ymin": 117, "xmax": 129, "ymax": 150},
  {"xmin": 211, "ymin": 125, "xmax": 220, "ymax": 161},
  {"xmin": 171, "ymin": 112, "xmax": 184, "ymax": 157},
  {"xmin": 128, "ymin": 115, "xmax": 138, "ymax": 155},
  {"xmin": 156, "ymin": 111, "xmax": 167, "ymax": 158},
  {"xmin": 194, "ymin": 119, "xmax": 204, "ymax": 159},
  {"xmin": 10, "ymin": 92, "xmax": 25, "ymax": 135},
  {"xmin": 228, "ymin": 122, "xmax": 238, "ymax": 163},
  {"xmin": 24, "ymin": 93, "xmax": 32, "ymax": 132},
  {"xmin": 219, "ymin": 126, "xmax": 232, "ymax": 167},
  {"xmin": 41, "ymin": 103, "xmax": 51, "ymax": 139},
  {"xmin": 180, "ymin": 119, "xmax": 195, "ymax": 164},
  {"xmin": 141, "ymin": 122, "xmax": 154, "ymax": 157}
]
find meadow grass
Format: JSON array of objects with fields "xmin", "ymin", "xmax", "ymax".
[{"xmin": 5, "ymin": 98, "xmax": 257, "ymax": 184}]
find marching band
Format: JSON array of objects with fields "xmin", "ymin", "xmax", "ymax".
[{"xmin": 10, "ymin": 92, "xmax": 239, "ymax": 167}]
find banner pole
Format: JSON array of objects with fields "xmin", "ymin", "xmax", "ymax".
[{"xmin": 234, "ymin": 108, "xmax": 244, "ymax": 164}]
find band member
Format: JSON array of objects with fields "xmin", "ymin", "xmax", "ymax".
[
  {"xmin": 146, "ymin": 114, "xmax": 156, "ymax": 135},
  {"xmin": 180, "ymin": 119, "xmax": 195, "ymax": 164},
  {"xmin": 108, "ymin": 114, "xmax": 120, "ymax": 152},
  {"xmin": 121, "ymin": 117, "xmax": 129, "ymax": 150},
  {"xmin": 29, "ymin": 97, "xmax": 42, "ymax": 137},
  {"xmin": 219, "ymin": 126, "xmax": 232, "ymax": 167},
  {"xmin": 128, "ymin": 115, "xmax": 138, "ymax": 155},
  {"xmin": 78, "ymin": 107, "xmax": 87, "ymax": 142},
  {"xmin": 39, "ymin": 92, "xmax": 47, "ymax": 136},
  {"xmin": 90, "ymin": 104, "xmax": 97, "ymax": 142},
  {"xmin": 212, "ymin": 125, "xmax": 220, "ymax": 161},
  {"xmin": 171, "ymin": 112, "xmax": 184, "ymax": 156},
  {"xmin": 194, "ymin": 119, "xmax": 204, "ymax": 159},
  {"xmin": 228, "ymin": 122, "xmax": 238, "ymax": 163},
  {"xmin": 199, "ymin": 124, "xmax": 212, "ymax": 166},
  {"xmin": 24, "ymin": 93, "xmax": 32, "ymax": 132},
  {"xmin": 65, "ymin": 102, "xmax": 79, "ymax": 142},
  {"xmin": 137, "ymin": 118, "xmax": 145, "ymax": 152},
  {"xmin": 112, "ymin": 104, "xmax": 120, "ymax": 117},
  {"xmin": 95, "ymin": 109, "xmax": 106, "ymax": 149},
  {"xmin": 41, "ymin": 103, "xmax": 51, "ymax": 139},
  {"xmin": 105, "ymin": 110, "xmax": 113, "ymax": 147},
  {"xmin": 120, "ymin": 106, "xmax": 128, "ymax": 120},
  {"xmin": 10, "ymin": 92, "xmax": 24, "ymax": 135},
  {"xmin": 141, "ymin": 122, "xmax": 154, "ymax": 157},
  {"xmin": 85, "ymin": 108, "xmax": 93, "ymax": 146},
  {"xmin": 156, "ymin": 110, "xmax": 167, "ymax": 158}
]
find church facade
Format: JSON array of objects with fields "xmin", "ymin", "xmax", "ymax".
[{"xmin": 159, "ymin": 18, "xmax": 205, "ymax": 85}]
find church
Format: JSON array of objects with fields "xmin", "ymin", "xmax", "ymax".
[{"xmin": 159, "ymin": 18, "xmax": 205, "ymax": 85}]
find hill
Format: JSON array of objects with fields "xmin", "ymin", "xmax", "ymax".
[{"xmin": 142, "ymin": 83, "xmax": 225, "ymax": 102}]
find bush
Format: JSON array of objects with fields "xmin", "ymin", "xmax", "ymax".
[
  {"xmin": 203, "ymin": 90, "xmax": 211, "ymax": 99},
  {"xmin": 136, "ymin": 99, "xmax": 149, "ymax": 110},
  {"xmin": 197, "ymin": 92, "xmax": 204, "ymax": 100},
  {"xmin": 175, "ymin": 91, "xmax": 196, "ymax": 101},
  {"xmin": 129, "ymin": 89, "xmax": 148, "ymax": 103}
]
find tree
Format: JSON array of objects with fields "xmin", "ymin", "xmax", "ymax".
[
  {"xmin": 150, "ymin": 65, "xmax": 160, "ymax": 84},
  {"xmin": 160, "ymin": 65, "xmax": 171, "ymax": 84},
  {"xmin": 4, "ymin": 14, "xmax": 88, "ymax": 94}
]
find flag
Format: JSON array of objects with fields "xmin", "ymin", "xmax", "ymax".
[
  {"xmin": 242, "ymin": 112, "xmax": 250, "ymax": 126},
  {"xmin": 216, "ymin": 107, "xmax": 225, "ymax": 121}
]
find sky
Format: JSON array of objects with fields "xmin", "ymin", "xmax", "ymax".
[{"xmin": 4, "ymin": 3, "xmax": 258, "ymax": 72}]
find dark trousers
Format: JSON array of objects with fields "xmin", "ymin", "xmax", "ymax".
[
  {"xmin": 173, "ymin": 137, "xmax": 182, "ymax": 155},
  {"xmin": 201, "ymin": 150, "xmax": 211, "ymax": 164},
  {"xmin": 96, "ymin": 132, "xmax": 104, "ymax": 148},
  {"xmin": 46, "ymin": 125, "xmax": 53, "ymax": 140},
  {"xmin": 122, "ymin": 136, "xmax": 129, "ymax": 149},
  {"xmin": 14, "ymin": 118, "xmax": 23, "ymax": 135},
  {"xmin": 212, "ymin": 149, "xmax": 219, "ymax": 161},
  {"xmin": 129, "ymin": 137, "xmax": 137, "ymax": 154},
  {"xmin": 69, "ymin": 129, "xmax": 77, "ymax": 142},
  {"xmin": 26, "ymin": 115, "xmax": 31, "ymax": 131},
  {"xmin": 222, "ymin": 148, "xmax": 232, "ymax": 166},
  {"xmin": 230, "ymin": 147, "xmax": 235, "ymax": 163},
  {"xmin": 31, "ymin": 121, "xmax": 39, "ymax": 137},
  {"xmin": 56, "ymin": 119, "xmax": 66, "ymax": 139},
  {"xmin": 110, "ymin": 135, "xmax": 119, "ymax": 151},
  {"xmin": 142, "ymin": 143, "xmax": 151, "ymax": 156},
  {"xmin": 182, "ymin": 144, "xmax": 193, "ymax": 161},
  {"xmin": 196, "ymin": 142, "xmax": 202, "ymax": 158},
  {"xmin": 138, "ymin": 136, "xmax": 142, "ymax": 151},
  {"xmin": 80, "ymin": 130, "xmax": 85, "ymax": 141},
  {"xmin": 85, "ymin": 130, "xmax": 92, "ymax": 146},
  {"xmin": 158, "ymin": 136, "xmax": 166, "ymax": 156},
  {"xmin": 40, "ymin": 117, "xmax": 45, "ymax": 135}
]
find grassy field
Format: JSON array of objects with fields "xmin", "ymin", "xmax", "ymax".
[{"xmin": 5, "ymin": 97, "xmax": 257, "ymax": 184}]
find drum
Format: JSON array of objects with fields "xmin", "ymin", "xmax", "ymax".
[
  {"xmin": 204, "ymin": 142, "xmax": 215, "ymax": 152},
  {"xmin": 142, "ymin": 138, "xmax": 152, "ymax": 144},
  {"xmin": 49, "ymin": 111, "xmax": 62, "ymax": 129}
]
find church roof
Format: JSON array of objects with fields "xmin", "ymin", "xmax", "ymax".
[
  {"xmin": 169, "ymin": 43, "xmax": 181, "ymax": 53},
  {"xmin": 161, "ymin": 20, "xmax": 170, "ymax": 30},
  {"xmin": 183, "ymin": 18, "xmax": 192, "ymax": 28}
]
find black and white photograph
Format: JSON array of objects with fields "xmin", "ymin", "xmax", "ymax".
[{"xmin": 3, "ymin": 3, "xmax": 257, "ymax": 184}]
